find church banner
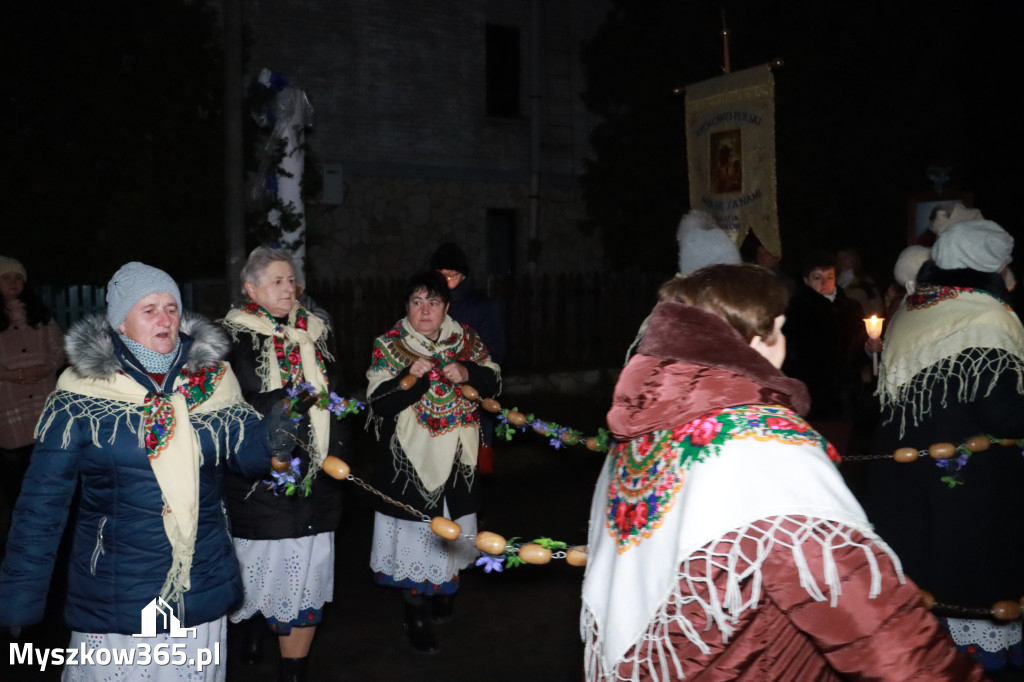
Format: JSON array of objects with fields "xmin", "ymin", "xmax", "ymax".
[{"xmin": 686, "ymin": 64, "xmax": 780, "ymax": 256}]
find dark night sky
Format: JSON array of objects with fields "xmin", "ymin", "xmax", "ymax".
[{"xmin": 3, "ymin": 1, "xmax": 1024, "ymax": 284}]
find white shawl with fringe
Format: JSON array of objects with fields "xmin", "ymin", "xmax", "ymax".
[{"xmin": 581, "ymin": 412, "xmax": 896, "ymax": 681}]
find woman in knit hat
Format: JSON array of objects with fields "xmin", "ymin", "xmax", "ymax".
[
  {"xmin": 0, "ymin": 261, "xmax": 283, "ymax": 681},
  {"xmin": 0, "ymin": 256, "xmax": 65, "ymax": 546},
  {"xmin": 860, "ymin": 218, "xmax": 1024, "ymax": 673}
]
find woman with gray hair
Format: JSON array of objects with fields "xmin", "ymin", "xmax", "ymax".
[{"xmin": 221, "ymin": 246, "xmax": 347, "ymax": 682}]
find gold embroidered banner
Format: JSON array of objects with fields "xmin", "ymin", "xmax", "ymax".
[{"xmin": 686, "ymin": 64, "xmax": 780, "ymax": 256}]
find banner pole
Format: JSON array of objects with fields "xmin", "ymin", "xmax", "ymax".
[{"xmin": 721, "ymin": 8, "xmax": 731, "ymax": 74}]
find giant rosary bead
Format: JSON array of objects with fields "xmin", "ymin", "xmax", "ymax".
[
  {"xmin": 460, "ymin": 384, "xmax": 479, "ymax": 401},
  {"xmin": 566, "ymin": 546, "xmax": 588, "ymax": 567},
  {"xmin": 965, "ymin": 435, "xmax": 990, "ymax": 453},
  {"xmin": 519, "ymin": 543, "xmax": 551, "ymax": 565},
  {"xmin": 271, "ymin": 457, "xmax": 292, "ymax": 473},
  {"xmin": 430, "ymin": 517, "xmax": 462, "ymax": 541},
  {"xmin": 481, "ymin": 398, "xmax": 502, "ymax": 413},
  {"xmin": 399, "ymin": 374, "xmax": 418, "ymax": 390},
  {"xmin": 928, "ymin": 442, "xmax": 956, "ymax": 459},
  {"xmin": 992, "ymin": 601, "xmax": 1022, "ymax": 621},
  {"xmin": 506, "ymin": 410, "xmax": 527, "ymax": 426},
  {"xmin": 893, "ymin": 447, "xmax": 919, "ymax": 463},
  {"xmin": 322, "ymin": 456, "xmax": 350, "ymax": 480},
  {"xmin": 475, "ymin": 531, "xmax": 506, "ymax": 555}
]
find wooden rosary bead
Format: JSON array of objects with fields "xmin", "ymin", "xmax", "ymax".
[
  {"xmin": 928, "ymin": 442, "xmax": 957, "ymax": 459},
  {"xmin": 460, "ymin": 384, "xmax": 479, "ymax": 402},
  {"xmin": 566, "ymin": 546, "xmax": 588, "ymax": 567},
  {"xmin": 586, "ymin": 438, "xmax": 600, "ymax": 452},
  {"xmin": 1000, "ymin": 438, "xmax": 1019, "ymax": 447},
  {"xmin": 992, "ymin": 600, "xmax": 1022, "ymax": 621},
  {"xmin": 399, "ymin": 374, "xmax": 418, "ymax": 390},
  {"xmin": 518, "ymin": 543, "xmax": 552, "ymax": 565},
  {"xmin": 475, "ymin": 531, "xmax": 507, "ymax": 555},
  {"xmin": 892, "ymin": 447, "xmax": 919, "ymax": 463},
  {"xmin": 321, "ymin": 456, "xmax": 350, "ymax": 480},
  {"xmin": 481, "ymin": 398, "xmax": 502, "ymax": 413},
  {"xmin": 506, "ymin": 410, "xmax": 527, "ymax": 426},
  {"xmin": 430, "ymin": 517, "xmax": 462, "ymax": 541},
  {"xmin": 920, "ymin": 590, "xmax": 936, "ymax": 610},
  {"xmin": 964, "ymin": 435, "xmax": 991, "ymax": 453},
  {"xmin": 271, "ymin": 457, "xmax": 292, "ymax": 473}
]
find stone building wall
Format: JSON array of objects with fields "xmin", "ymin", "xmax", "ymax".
[{"xmin": 239, "ymin": 0, "xmax": 609, "ymax": 279}]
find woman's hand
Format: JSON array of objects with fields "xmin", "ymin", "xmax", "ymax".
[
  {"xmin": 408, "ymin": 357, "xmax": 434, "ymax": 378},
  {"xmin": 442, "ymin": 362, "xmax": 468, "ymax": 384}
]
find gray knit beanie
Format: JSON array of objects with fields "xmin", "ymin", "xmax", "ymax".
[
  {"xmin": 932, "ymin": 220, "xmax": 1014, "ymax": 273},
  {"xmin": 106, "ymin": 262, "xmax": 182, "ymax": 330}
]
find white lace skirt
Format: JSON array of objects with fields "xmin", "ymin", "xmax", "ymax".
[
  {"xmin": 370, "ymin": 510, "xmax": 479, "ymax": 591},
  {"xmin": 229, "ymin": 532, "xmax": 334, "ymax": 624},
  {"xmin": 62, "ymin": 616, "xmax": 226, "ymax": 681}
]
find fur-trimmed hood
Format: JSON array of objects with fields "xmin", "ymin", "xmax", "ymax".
[{"xmin": 65, "ymin": 313, "xmax": 229, "ymax": 380}]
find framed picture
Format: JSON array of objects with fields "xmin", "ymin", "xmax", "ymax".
[{"xmin": 907, "ymin": 190, "xmax": 973, "ymax": 244}]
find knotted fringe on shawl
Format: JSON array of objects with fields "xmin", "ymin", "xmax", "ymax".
[
  {"xmin": 878, "ymin": 347, "xmax": 1024, "ymax": 437},
  {"xmin": 35, "ymin": 390, "xmax": 259, "ymax": 468},
  {"xmin": 387, "ymin": 432, "xmax": 475, "ymax": 510},
  {"xmin": 581, "ymin": 516, "xmax": 901, "ymax": 682}
]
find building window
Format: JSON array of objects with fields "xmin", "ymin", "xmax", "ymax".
[
  {"xmin": 487, "ymin": 209, "xmax": 517, "ymax": 275},
  {"xmin": 486, "ymin": 24, "xmax": 520, "ymax": 119}
]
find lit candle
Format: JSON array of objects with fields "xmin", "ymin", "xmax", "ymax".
[{"xmin": 863, "ymin": 315, "xmax": 885, "ymax": 376}]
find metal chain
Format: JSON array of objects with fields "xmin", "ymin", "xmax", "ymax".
[{"xmin": 345, "ymin": 473, "xmax": 431, "ymax": 523}]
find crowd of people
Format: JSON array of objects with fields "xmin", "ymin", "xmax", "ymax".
[{"xmin": 1, "ymin": 208, "xmax": 1022, "ymax": 680}]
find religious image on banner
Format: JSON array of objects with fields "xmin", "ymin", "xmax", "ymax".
[{"xmin": 686, "ymin": 64, "xmax": 780, "ymax": 257}]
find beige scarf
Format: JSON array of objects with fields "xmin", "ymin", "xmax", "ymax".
[
  {"xmin": 222, "ymin": 303, "xmax": 332, "ymax": 471},
  {"xmin": 41, "ymin": 364, "xmax": 249, "ymax": 604},
  {"xmin": 878, "ymin": 285, "xmax": 1024, "ymax": 435},
  {"xmin": 366, "ymin": 315, "xmax": 500, "ymax": 502}
]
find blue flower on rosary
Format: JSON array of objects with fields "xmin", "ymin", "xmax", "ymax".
[{"xmin": 475, "ymin": 555, "xmax": 505, "ymax": 573}]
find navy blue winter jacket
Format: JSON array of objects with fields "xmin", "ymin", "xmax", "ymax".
[{"xmin": 0, "ymin": 314, "xmax": 272, "ymax": 634}]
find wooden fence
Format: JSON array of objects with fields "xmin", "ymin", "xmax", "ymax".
[{"xmin": 37, "ymin": 272, "xmax": 672, "ymax": 386}]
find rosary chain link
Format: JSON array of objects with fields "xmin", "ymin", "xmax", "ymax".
[{"xmin": 346, "ymin": 473, "xmax": 431, "ymax": 523}]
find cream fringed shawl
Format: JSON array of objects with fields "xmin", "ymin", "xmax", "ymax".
[
  {"xmin": 877, "ymin": 285, "xmax": 1024, "ymax": 436},
  {"xmin": 35, "ymin": 363, "xmax": 256, "ymax": 606},
  {"xmin": 366, "ymin": 315, "xmax": 500, "ymax": 506},
  {"xmin": 221, "ymin": 302, "xmax": 332, "ymax": 473}
]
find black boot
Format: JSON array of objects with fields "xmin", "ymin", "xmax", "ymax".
[
  {"xmin": 429, "ymin": 593, "xmax": 456, "ymax": 623},
  {"xmin": 278, "ymin": 656, "xmax": 308, "ymax": 682},
  {"xmin": 403, "ymin": 595, "xmax": 439, "ymax": 654},
  {"xmin": 240, "ymin": 616, "xmax": 265, "ymax": 665}
]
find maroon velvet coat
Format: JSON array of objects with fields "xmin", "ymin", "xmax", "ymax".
[{"xmin": 596, "ymin": 303, "xmax": 985, "ymax": 681}]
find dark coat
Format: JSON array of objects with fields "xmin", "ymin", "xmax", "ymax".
[
  {"xmin": 0, "ymin": 315, "xmax": 272, "ymax": 633},
  {"xmin": 782, "ymin": 284, "xmax": 866, "ymax": 419},
  {"xmin": 223, "ymin": 325, "xmax": 347, "ymax": 540},
  {"xmin": 859, "ymin": 265, "xmax": 1024, "ymax": 611},
  {"xmin": 447, "ymin": 278, "xmax": 506, "ymax": 365}
]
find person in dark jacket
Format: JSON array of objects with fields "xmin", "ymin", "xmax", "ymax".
[
  {"xmin": 221, "ymin": 246, "xmax": 348, "ymax": 682},
  {"xmin": 781, "ymin": 252, "xmax": 870, "ymax": 449},
  {"xmin": 366, "ymin": 271, "xmax": 500, "ymax": 653},
  {"xmin": 430, "ymin": 243, "xmax": 505, "ymax": 468},
  {"xmin": 0, "ymin": 262, "xmax": 276, "ymax": 681},
  {"xmin": 860, "ymin": 218, "xmax": 1024, "ymax": 673}
]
